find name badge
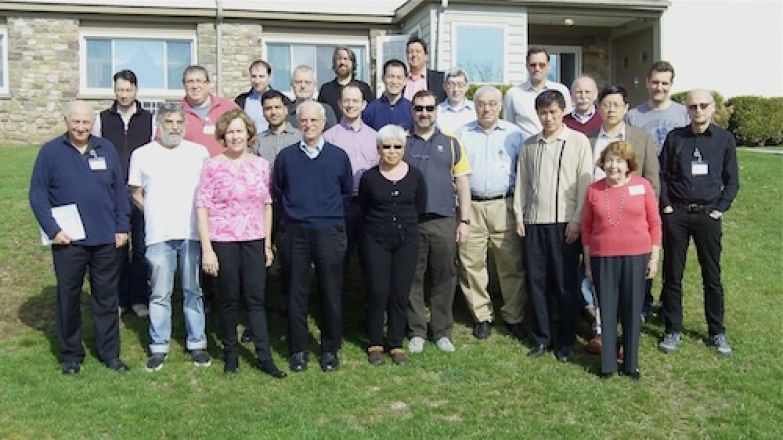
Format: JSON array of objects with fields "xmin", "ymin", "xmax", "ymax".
[
  {"xmin": 203, "ymin": 125, "xmax": 216, "ymax": 135},
  {"xmin": 88, "ymin": 157, "xmax": 107, "ymax": 170},
  {"xmin": 628, "ymin": 184, "xmax": 645, "ymax": 196},
  {"xmin": 691, "ymin": 161, "xmax": 708, "ymax": 176}
]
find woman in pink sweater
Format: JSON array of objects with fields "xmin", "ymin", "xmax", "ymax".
[{"xmin": 582, "ymin": 141, "xmax": 661, "ymax": 380}]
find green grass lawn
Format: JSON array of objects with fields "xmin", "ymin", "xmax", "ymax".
[{"xmin": 1, "ymin": 146, "xmax": 781, "ymax": 439}]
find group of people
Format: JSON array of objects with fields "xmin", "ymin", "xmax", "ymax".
[{"xmin": 30, "ymin": 40, "xmax": 738, "ymax": 381}]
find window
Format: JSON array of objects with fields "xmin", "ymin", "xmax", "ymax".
[
  {"xmin": 452, "ymin": 23, "xmax": 508, "ymax": 83},
  {"xmin": 264, "ymin": 36, "xmax": 369, "ymax": 95},
  {"xmin": 79, "ymin": 28, "xmax": 196, "ymax": 97},
  {"xmin": 541, "ymin": 45, "xmax": 582, "ymax": 87},
  {"xmin": 0, "ymin": 27, "xmax": 8, "ymax": 94},
  {"xmin": 375, "ymin": 34, "xmax": 409, "ymax": 97}
]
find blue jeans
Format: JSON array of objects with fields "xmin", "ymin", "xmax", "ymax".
[{"xmin": 146, "ymin": 240, "xmax": 207, "ymax": 354}]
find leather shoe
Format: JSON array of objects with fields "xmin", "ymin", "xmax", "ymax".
[
  {"xmin": 505, "ymin": 321, "xmax": 527, "ymax": 341},
  {"xmin": 622, "ymin": 369, "xmax": 641, "ymax": 381},
  {"xmin": 320, "ymin": 352, "xmax": 340, "ymax": 372},
  {"xmin": 367, "ymin": 346, "xmax": 385, "ymax": 366},
  {"xmin": 256, "ymin": 359, "xmax": 287, "ymax": 379},
  {"xmin": 105, "ymin": 358, "xmax": 129, "ymax": 373},
  {"xmin": 555, "ymin": 347, "xmax": 573, "ymax": 363},
  {"xmin": 473, "ymin": 321, "xmax": 491, "ymax": 340},
  {"xmin": 527, "ymin": 344, "xmax": 547, "ymax": 357},
  {"xmin": 61, "ymin": 360, "xmax": 81, "ymax": 375},
  {"xmin": 390, "ymin": 349, "xmax": 407, "ymax": 366},
  {"xmin": 240, "ymin": 328, "xmax": 253, "ymax": 343},
  {"xmin": 289, "ymin": 351, "xmax": 308, "ymax": 372},
  {"xmin": 586, "ymin": 335, "xmax": 602, "ymax": 354}
]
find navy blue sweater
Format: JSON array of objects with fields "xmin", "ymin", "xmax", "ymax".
[
  {"xmin": 29, "ymin": 134, "xmax": 130, "ymax": 246},
  {"xmin": 273, "ymin": 141, "xmax": 352, "ymax": 229}
]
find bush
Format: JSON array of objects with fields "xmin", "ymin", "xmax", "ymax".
[
  {"xmin": 465, "ymin": 83, "xmax": 512, "ymax": 101},
  {"xmin": 726, "ymin": 96, "xmax": 783, "ymax": 146},
  {"xmin": 671, "ymin": 90, "xmax": 730, "ymax": 129}
]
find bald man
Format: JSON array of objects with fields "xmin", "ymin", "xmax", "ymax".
[
  {"xmin": 30, "ymin": 100, "xmax": 131, "ymax": 374},
  {"xmin": 564, "ymin": 75, "xmax": 602, "ymax": 134}
]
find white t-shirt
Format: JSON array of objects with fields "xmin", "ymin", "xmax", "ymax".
[{"xmin": 128, "ymin": 139, "xmax": 209, "ymax": 246}]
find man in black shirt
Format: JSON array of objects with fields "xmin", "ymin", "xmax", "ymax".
[
  {"xmin": 318, "ymin": 46, "xmax": 374, "ymax": 121},
  {"xmin": 658, "ymin": 89, "xmax": 739, "ymax": 357}
]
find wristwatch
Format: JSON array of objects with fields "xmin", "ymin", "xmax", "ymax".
[{"xmin": 460, "ymin": 219, "xmax": 471, "ymax": 225}]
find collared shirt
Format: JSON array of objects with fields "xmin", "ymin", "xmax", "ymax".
[
  {"xmin": 182, "ymin": 94, "xmax": 239, "ymax": 157},
  {"xmin": 659, "ymin": 123, "xmax": 739, "ymax": 212},
  {"xmin": 243, "ymin": 90, "xmax": 269, "ymax": 134},
  {"xmin": 571, "ymin": 106, "xmax": 596, "ymax": 123},
  {"xmin": 437, "ymin": 99, "xmax": 477, "ymax": 135},
  {"xmin": 362, "ymin": 94, "xmax": 414, "ymax": 132},
  {"xmin": 323, "ymin": 120, "xmax": 380, "ymax": 195},
  {"xmin": 318, "ymin": 78, "xmax": 374, "ymax": 122},
  {"xmin": 404, "ymin": 129, "xmax": 471, "ymax": 217},
  {"xmin": 502, "ymin": 80, "xmax": 573, "ymax": 139},
  {"xmin": 404, "ymin": 71, "xmax": 427, "ymax": 101},
  {"xmin": 299, "ymin": 137, "xmax": 325, "ymax": 159},
  {"xmin": 251, "ymin": 124, "xmax": 301, "ymax": 167},
  {"xmin": 29, "ymin": 134, "xmax": 130, "ymax": 246},
  {"xmin": 592, "ymin": 124, "xmax": 626, "ymax": 181},
  {"xmin": 456, "ymin": 120, "xmax": 524, "ymax": 198}
]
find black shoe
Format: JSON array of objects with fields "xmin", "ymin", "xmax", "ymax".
[
  {"xmin": 622, "ymin": 369, "xmax": 641, "ymax": 381},
  {"xmin": 105, "ymin": 358, "xmax": 129, "ymax": 373},
  {"xmin": 473, "ymin": 321, "xmax": 491, "ymax": 340},
  {"xmin": 224, "ymin": 356, "xmax": 239, "ymax": 374},
  {"xmin": 505, "ymin": 321, "xmax": 527, "ymax": 341},
  {"xmin": 61, "ymin": 360, "xmax": 81, "ymax": 375},
  {"xmin": 289, "ymin": 351, "xmax": 308, "ymax": 372},
  {"xmin": 256, "ymin": 359, "xmax": 287, "ymax": 379},
  {"xmin": 320, "ymin": 352, "xmax": 339, "ymax": 372},
  {"xmin": 240, "ymin": 328, "xmax": 253, "ymax": 343},
  {"xmin": 527, "ymin": 344, "xmax": 547, "ymax": 357},
  {"xmin": 555, "ymin": 347, "xmax": 573, "ymax": 363}
]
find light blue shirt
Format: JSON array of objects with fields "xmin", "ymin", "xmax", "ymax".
[
  {"xmin": 298, "ymin": 137, "xmax": 325, "ymax": 159},
  {"xmin": 456, "ymin": 119, "xmax": 525, "ymax": 198},
  {"xmin": 437, "ymin": 99, "xmax": 476, "ymax": 135},
  {"xmin": 244, "ymin": 91, "xmax": 269, "ymax": 133}
]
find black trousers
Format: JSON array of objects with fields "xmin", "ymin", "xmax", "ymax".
[
  {"xmin": 282, "ymin": 224, "xmax": 347, "ymax": 354},
  {"xmin": 118, "ymin": 204, "xmax": 149, "ymax": 307},
  {"xmin": 213, "ymin": 239, "xmax": 273, "ymax": 361},
  {"xmin": 592, "ymin": 254, "xmax": 648, "ymax": 374},
  {"xmin": 661, "ymin": 209, "xmax": 725, "ymax": 335},
  {"xmin": 52, "ymin": 244, "xmax": 121, "ymax": 363},
  {"xmin": 524, "ymin": 223, "xmax": 580, "ymax": 350},
  {"xmin": 361, "ymin": 233, "xmax": 419, "ymax": 349}
]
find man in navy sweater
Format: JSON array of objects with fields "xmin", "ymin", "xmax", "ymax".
[
  {"xmin": 273, "ymin": 101, "xmax": 352, "ymax": 373},
  {"xmin": 30, "ymin": 100, "xmax": 131, "ymax": 374}
]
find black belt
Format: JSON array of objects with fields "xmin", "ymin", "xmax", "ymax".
[
  {"xmin": 674, "ymin": 203, "xmax": 712, "ymax": 213},
  {"xmin": 471, "ymin": 191, "xmax": 512, "ymax": 202}
]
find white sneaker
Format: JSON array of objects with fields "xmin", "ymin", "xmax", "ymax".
[
  {"xmin": 408, "ymin": 336, "xmax": 425, "ymax": 353},
  {"xmin": 131, "ymin": 304, "xmax": 149, "ymax": 318},
  {"xmin": 435, "ymin": 337, "xmax": 456, "ymax": 352}
]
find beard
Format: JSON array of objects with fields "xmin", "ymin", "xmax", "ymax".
[{"xmin": 159, "ymin": 129, "xmax": 182, "ymax": 147}]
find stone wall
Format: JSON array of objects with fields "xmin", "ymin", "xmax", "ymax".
[
  {"xmin": 581, "ymin": 36, "xmax": 611, "ymax": 89},
  {"xmin": 220, "ymin": 22, "xmax": 264, "ymax": 99},
  {"xmin": 1, "ymin": 17, "xmax": 80, "ymax": 145}
]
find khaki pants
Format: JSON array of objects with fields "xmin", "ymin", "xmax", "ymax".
[{"xmin": 458, "ymin": 198, "xmax": 527, "ymax": 324}]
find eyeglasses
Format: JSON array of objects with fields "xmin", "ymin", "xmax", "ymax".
[
  {"xmin": 381, "ymin": 144, "xmax": 403, "ymax": 150},
  {"xmin": 445, "ymin": 82, "xmax": 467, "ymax": 89},
  {"xmin": 414, "ymin": 105, "xmax": 436, "ymax": 112},
  {"xmin": 687, "ymin": 102, "xmax": 712, "ymax": 111}
]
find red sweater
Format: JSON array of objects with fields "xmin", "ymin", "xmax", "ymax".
[
  {"xmin": 181, "ymin": 94, "xmax": 239, "ymax": 157},
  {"xmin": 581, "ymin": 175, "xmax": 661, "ymax": 257},
  {"xmin": 564, "ymin": 112, "xmax": 602, "ymax": 135}
]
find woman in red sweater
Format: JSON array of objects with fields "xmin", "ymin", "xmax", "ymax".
[{"xmin": 582, "ymin": 141, "xmax": 661, "ymax": 379}]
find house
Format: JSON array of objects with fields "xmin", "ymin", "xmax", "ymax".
[{"xmin": 0, "ymin": 0, "xmax": 780, "ymax": 145}]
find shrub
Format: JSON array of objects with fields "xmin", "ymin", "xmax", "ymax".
[
  {"xmin": 726, "ymin": 96, "xmax": 783, "ymax": 146},
  {"xmin": 671, "ymin": 90, "xmax": 730, "ymax": 128},
  {"xmin": 466, "ymin": 83, "xmax": 512, "ymax": 101}
]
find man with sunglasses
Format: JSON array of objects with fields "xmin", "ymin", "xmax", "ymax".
[
  {"xmin": 404, "ymin": 90, "xmax": 472, "ymax": 354},
  {"xmin": 658, "ymin": 89, "xmax": 739, "ymax": 357},
  {"xmin": 503, "ymin": 47, "xmax": 572, "ymax": 139}
]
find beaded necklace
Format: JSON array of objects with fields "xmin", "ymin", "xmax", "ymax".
[{"xmin": 604, "ymin": 178, "xmax": 628, "ymax": 226}]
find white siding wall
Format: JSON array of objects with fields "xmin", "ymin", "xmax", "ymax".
[
  {"xmin": 661, "ymin": 0, "xmax": 783, "ymax": 98},
  {"xmin": 401, "ymin": 5, "xmax": 434, "ymax": 59},
  {"xmin": 435, "ymin": 4, "xmax": 527, "ymax": 84}
]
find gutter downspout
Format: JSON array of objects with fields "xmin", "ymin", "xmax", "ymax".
[{"xmin": 215, "ymin": 0, "xmax": 224, "ymax": 95}]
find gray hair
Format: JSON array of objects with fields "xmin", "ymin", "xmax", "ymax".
[
  {"xmin": 376, "ymin": 124, "xmax": 408, "ymax": 147},
  {"xmin": 181, "ymin": 65, "xmax": 209, "ymax": 84},
  {"xmin": 291, "ymin": 65, "xmax": 315, "ymax": 85},
  {"xmin": 63, "ymin": 100, "xmax": 94, "ymax": 122},
  {"xmin": 295, "ymin": 100, "xmax": 326, "ymax": 120},
  {"xmin": 473, "ymin": 85, "xmax": 502, "ymax": 103},
  {"xmin": 155, "ymin": 102, "xmax": 185, "ymax": 125},
  {"xmin": 444, "ymin": 67, "xmax": 469, "ymax": 84}
]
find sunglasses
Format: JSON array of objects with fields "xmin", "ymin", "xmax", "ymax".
[
  {"xmin": 687, "ymin": 102, "xmax": 712, "ymax": 111},
  {"xmin": 414, "ymin": 105, "xmax": 436, "ymax": 112},
  {"xmin": 381, "ymin": 144, "xmax": 403, "ymax": 150}
]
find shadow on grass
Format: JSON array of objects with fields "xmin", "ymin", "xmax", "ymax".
[{"xmin": 17, "ymin": 286, "xmax": 60, "ymax": 360}]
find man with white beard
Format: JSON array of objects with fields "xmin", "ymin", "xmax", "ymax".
[{"xmin": 127, "ymin": 102, "xmax": 211, "ymax": 372}]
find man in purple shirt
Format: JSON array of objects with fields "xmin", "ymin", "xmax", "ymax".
[{"xmin": 324, "ymin": 83, "xmax": 380, "ymax": 298}]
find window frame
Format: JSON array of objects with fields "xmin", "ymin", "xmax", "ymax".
[
  {"xmin": 0, "ymin": 26, "xmax": 8, "ymax": 95},
  {"xmin": 78, "ymin": 27, "xmax": 197, "ymax": 99},
  {"xmin": 451, "ymin": 21, "xmax": 509, "ymax": 84},
  {"xmin": 262, "ymin": 33, "xmax": 370, "ymax": 98},
  {"xmin": 538, "ymin": 44, "xmax": 583, "ymax": 85}
]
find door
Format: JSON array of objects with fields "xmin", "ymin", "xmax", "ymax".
[{"xmin": 612, "ymin": 28, "xmax": 654, "ymax": 107}]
